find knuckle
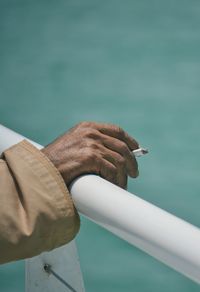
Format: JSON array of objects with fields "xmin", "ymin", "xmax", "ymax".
[
  {"xmin": 85, "ymin": 129, "xmax": 100, "ymax": 140},
  {"xmin": 83, "ymin": 128, "xmax": 93, "ymax": 137},
  {"xmin": 85, "ymin": 148, "xmax": 96, "ymax": 161},
  {"xmin": 78, "ymin": 121, "xmax": 91, "ymax": 128},
  {"xmin": 89, "ymin": 141, "xmax": 99, "ymax": 150},
  {"xmin": 82, "ymin": 139, "xmax": 101, "ymax": 153}
]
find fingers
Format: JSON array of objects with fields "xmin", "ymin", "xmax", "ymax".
[
  {"xmin": 101, "ymin": 147, "xmax": 128, "ymax": 188},
  {"xmin": 75, "ymin": 121, "xmax": 140, "ymax": 188},
  {"xmin": 116, "ymin": 163, "xmax": 128, "ymax": 189},
  {"xmin": 97, "ymin": 157, "xmax": 127, "ymax": 189},
  {"xmin": 79, "ymin": 121, "xmax": 139, "ymax": 178},
  {"xmin": 99, "ymin": 159, "xmax": 118, "ymax": 185},
  {"xmin": 78, "ymin": 122, "xmax": 139, "ymax": 150},
  {"xmin": 89, "ymin": 143, "xmax": 132, "ymax": 188},
  {"xmin": 100, "ymin": 134, "xmax": 139, "ymax": 178},
  {"xmin": 93, "ymin": 122, "xmax": 139, "ymax": 151}
]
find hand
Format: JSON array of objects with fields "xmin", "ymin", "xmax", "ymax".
[{"xmin": 42, "ymin": 121, "xmax": 139, "ymax": 189}]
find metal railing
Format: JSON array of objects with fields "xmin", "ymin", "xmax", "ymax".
[{"xmin": 0, "ymin": 124, "xmax": 200, "ymax": 288}]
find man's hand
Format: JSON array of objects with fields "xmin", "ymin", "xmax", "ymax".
[{"xmin": 42, "ymin": 122, "xmax": 139, "ymax": 189}]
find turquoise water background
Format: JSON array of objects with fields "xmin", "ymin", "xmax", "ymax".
[{"xmin": 0, "ymin": 1, "xmax": 200, "ymax": 291}]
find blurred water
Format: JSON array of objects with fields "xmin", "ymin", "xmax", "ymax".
[{"xmin": 0, "ymin": 1, "xmax": 200, "ymax": 291}]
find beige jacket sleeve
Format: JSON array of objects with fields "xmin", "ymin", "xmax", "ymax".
[{"xmin": 0, "ymin": 140, "xmax": 80, "ymax": 264}]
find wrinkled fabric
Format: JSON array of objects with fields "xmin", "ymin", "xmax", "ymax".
[{"xmin": 0, "ymin": 140, "xmax": 80, "ymax": 264}]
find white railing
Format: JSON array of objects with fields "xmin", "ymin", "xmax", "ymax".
[{"xmin": 0, "ymin": 124, "xmax": 200, "ymax": 287}]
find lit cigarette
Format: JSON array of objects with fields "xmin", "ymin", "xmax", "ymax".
[{"xmin": 132, "ymin": 148, "xmax": 148, "ymax": 157}]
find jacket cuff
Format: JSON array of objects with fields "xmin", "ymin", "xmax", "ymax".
[{"xmin": 4, "ymin": 140, "xmax": 80, "ymax": 251}]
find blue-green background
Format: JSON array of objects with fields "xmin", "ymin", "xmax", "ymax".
[{"xmin": 0, "ymin": 1, "xmax": 200, "ymax": 291}]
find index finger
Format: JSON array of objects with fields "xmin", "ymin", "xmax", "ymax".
[{"xmin": 93, "ymin": 122, "xmax": 139, "ymax": 151}]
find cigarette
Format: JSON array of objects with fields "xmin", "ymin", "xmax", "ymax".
[{"xmin": 132, "ymin": 148, "xmax": 148, "ymax": 157}]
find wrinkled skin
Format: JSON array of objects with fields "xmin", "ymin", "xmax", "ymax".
[{"xmin": 42, "ymin": 121, "xmax": 139, "ymax": 189}]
